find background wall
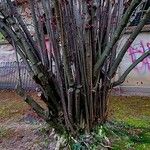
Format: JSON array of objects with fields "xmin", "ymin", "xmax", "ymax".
[
  {"xmin": 115, "ymin": 32, "xmax": 150, "ymax": 96},
  {"xmin": 0, "ymin": 44, "xmax": 16, "ymax": 63},
  {"xmin": 0, "ymin": 20, "xmax": 150, "ymax": 95}
]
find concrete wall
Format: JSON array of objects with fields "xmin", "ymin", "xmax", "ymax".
[
  {"xmin": 116, "ymin": 32, "xmax": 150, "ymax": 96},
  {"xmin": 0, "ymin": 32, "xmax": 150, "ymax": 95},
  {"xmin": 0, "ymin": 44, "xmax": 16, "ymax": 63}
]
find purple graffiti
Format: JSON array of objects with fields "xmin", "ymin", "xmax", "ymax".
[{"xmin": 128, "ymin": 41, "xmax": 150, "ymax": 73}]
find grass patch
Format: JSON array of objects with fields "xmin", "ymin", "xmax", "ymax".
[
  {"xmin": 101, "ymin": 121, "xmax": 150, "ymax": 150},
  {"xmin": 108, "ymin": 96, "xmax": 150, "ymax": 128},
  {"xmin": 0, "ymin": 33, "xmax": 5, "ymax": 42},
  {"xmin": 107, "ymin": 96, "xmax": 150, "ymax": 149}
]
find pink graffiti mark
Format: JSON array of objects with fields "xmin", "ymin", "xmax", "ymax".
[{"xmin": 128, "ymin": 41, "xmax": 150, "ymax": 73}]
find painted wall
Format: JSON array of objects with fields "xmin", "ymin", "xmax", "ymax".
[{"xmin": 117, "ymin": 32, "xmax": 150, "ymax": 87}]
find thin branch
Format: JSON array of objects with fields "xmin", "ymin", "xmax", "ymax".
[
  {"xmin": 109, "ymin": 7, "xmax": 150, "ymax": 77},
  {"xmin": 16, "ymin": 86, "xmax": 48, "ymax": 120},
  {"xmin": 55, "ymin": 0, "xmax": 74, "ymax": 87},
  {"xmin": 112, "ymin": 50, "xmax": 150, "ymax": 87},
  {"xmin": 67, "ymin": 88, "xmax": 74, "ymax": 123},
  {"xmin": 94, "ymin": 0, "xmax": 141, "ymax": 75},
  {"xmin": 28, "ymin": 0, "xmax": 47, "ymax": 66},
  {"xmin": 0, "ymin": 27, "xmax": 34, "ymax": 76},
  {"xmin": 6, "ymin": 0, "xmax": 40, "ymax": 59},
  {"xmin": 13, "ymin": 40, "xmax": 22, "ymax": 87}
]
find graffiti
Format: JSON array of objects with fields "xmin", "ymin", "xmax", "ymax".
[{"xmin": 128, "ymin": 41, "xmax": 150, "ymax": 73}]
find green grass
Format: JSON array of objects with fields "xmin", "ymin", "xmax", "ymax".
[
  {"xmin": 106, "ymin": 96, "xmax": 150, "ymax": 150},
  {"xmin": 0, "ymin": 33, "xmax": 5, "ymax": 42},
  {"xmin": 103, "ymin": 121, "xmax": 150, "ymax": 150}
]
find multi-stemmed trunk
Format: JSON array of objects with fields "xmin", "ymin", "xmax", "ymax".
[{"xmin": 0, "ymin": 0, "xmax": 150, "ymax": 139}]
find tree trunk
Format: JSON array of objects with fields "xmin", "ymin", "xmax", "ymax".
[{"xmin": 0, "ymin": 0, "xmax": 149, "ymax": 139}]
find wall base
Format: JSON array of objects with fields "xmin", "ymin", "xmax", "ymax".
[{"xmin": 113, "ymin": 86, "xmax": 150, "ymax": 97}]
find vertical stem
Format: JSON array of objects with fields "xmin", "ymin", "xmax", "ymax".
[
  {"xmin": 67, "ymin": 88, "xmax": 74, "ymax": 123},
  {"xmin": 13, "ymin": 40, "xmax": 22, "ymax": 88},
  {"xmin": 75, "ymin": 88, "xmax": 81, "ymax": 124}
]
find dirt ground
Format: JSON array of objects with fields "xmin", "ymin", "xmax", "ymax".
[
  {"xmin": 0, "ymin": 90, "xmax": 150, "ymax": 150},
  {"xmin": 0, "ymin": 90, "xmax": 57, "ymax": 150}
]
